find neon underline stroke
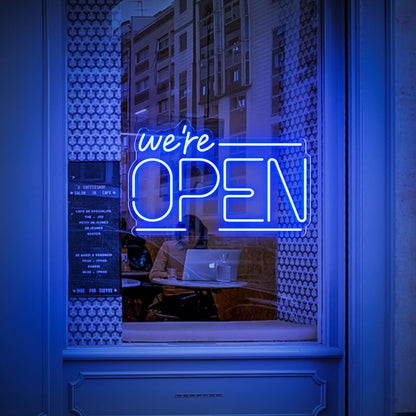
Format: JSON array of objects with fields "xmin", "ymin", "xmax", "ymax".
[
  {"xmin": 218, "ymin": 228, "xmax": 303, "ymax": 232},
  {"xmin": 218, "ymin": 142, "xmax": 302, "ymax": 147},
  {"xmin": 134, "ymin": 228, "xmax": 187, "ymax": 232}
]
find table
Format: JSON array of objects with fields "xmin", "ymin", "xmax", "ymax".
[
  {"xmin": 151, "ymin": 277, "xmax": 247, "ymax": 290},
  {"xmin": 121, "ymin": 270, "xmax": 150, "ymax": 279},
  {"xmin": 121, "ymin": 278, "xmax": 141, "ymax": 289},
  {"xmin": 151, "ymin": 278, "xmax": 247, "ymax": 320}
]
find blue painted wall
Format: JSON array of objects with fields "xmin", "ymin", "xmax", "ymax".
[{"xmin": 0, "ymin": 0, "xmax": 45, "ymax": 414}]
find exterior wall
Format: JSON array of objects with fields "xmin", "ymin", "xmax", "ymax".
[
  {"xmin": 394, "ymin": 0, "xmax": 416, "ymax": 411},
  {"xmin": 63, "ymin": 354, "xmax": 341, "ymax": 415},
  {"xmin": 0, "ymin": 1, "xmax": 46, "ymax": 413}
]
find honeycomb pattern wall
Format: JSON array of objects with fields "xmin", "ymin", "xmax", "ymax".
[
  {"xmin": 68, "ymin": 297, "xmax": 122, "ymax": 345},
  {"xmin": 67, "ymin": 0, "xmax": 121, "ymax": 161},
  {"xmin": 67, "ymin": 0, "xmax": 123, "ymax": 345},
  {"xmin": 274, "ymin": 0, "xmax": 319, "ymax": 325}
]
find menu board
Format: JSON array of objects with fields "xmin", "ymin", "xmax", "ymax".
[{"xmin": 68, "ymin": 161, "xmax": 121, "ymax": 297}]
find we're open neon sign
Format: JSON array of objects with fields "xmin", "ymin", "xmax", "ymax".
[{"xmin": 128, "ymin": 122, "xmax": 311, "ymax": 235}]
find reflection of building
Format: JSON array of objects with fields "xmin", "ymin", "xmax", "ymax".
[
  {"xmin": 120, "ymin": 0, "xmax": 319, "ymax": 327},
  {"xmin": 121, "ymin": 0, "xmax": 315, "ymax": 138},
  {"xmin": 120, "ymin": 0, "xmax": 259, "ymax": 138},
  {"xmin": 120, "ymin": 0, "xmax": 316, "ymax": 226}
]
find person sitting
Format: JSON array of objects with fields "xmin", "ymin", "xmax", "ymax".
[
  {"xmin": 120, "ymin": 217, "xmax": 153, "ymax": 271},
  {"xmin": 148, "ymin": 214, "xmax": 217, "ymax": 321}
]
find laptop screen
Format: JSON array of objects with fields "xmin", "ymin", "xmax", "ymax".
[{"xmin": 182, "ymin": 249, "xmax": 241, "ymax": 281}]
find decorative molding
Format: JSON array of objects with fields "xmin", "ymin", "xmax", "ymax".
[
  {"xmin": 347, "ymin": 0, "xmax": 394, "ymax": 414},
  {"xmin": 68, "ymin": 370, "xmax": 326, "ymax": 416},
  {"xmin": 62, "ymin": 344, "xmax": 344, "ymax": 361}
]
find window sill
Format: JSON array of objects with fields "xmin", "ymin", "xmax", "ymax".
[
  {"xmin": 63, "ymin": 321, "xmax": 343, "ymax": 362},
  {"xmin": 123, "ymin": 320, "xmax": 317, "ymax": 343}
]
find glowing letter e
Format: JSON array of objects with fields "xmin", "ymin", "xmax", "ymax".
[{"xmin": 130, "ymin": 158, "xmax": 173, "ymax": 222}]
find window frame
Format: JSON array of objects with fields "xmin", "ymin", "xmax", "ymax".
[{"xmin": 55, "ymin": 0, "xmax": 347, "ymax": 355}]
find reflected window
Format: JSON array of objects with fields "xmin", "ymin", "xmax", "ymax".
[
  {"xmin": 179, "ymin": 0, "xmax": 187, "ymax": 14},
  {"xmin": 135, "ymin": 46, "xmax": 148, "ymax": 64},
  {"xmin": 179, "ymin": 32, "xmax": 187, "ymax": 52}
]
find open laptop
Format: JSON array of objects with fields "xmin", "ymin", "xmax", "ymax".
[{"xmin": 182, "ymin": 249, "xmax": 241, "ymax": 281}]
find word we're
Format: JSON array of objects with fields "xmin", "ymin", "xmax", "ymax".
[{"xmin": 136, "ymin": 125, "xmax": 214, "ymax": 155}]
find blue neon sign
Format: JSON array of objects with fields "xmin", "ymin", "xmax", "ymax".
[{"xmin": 128, "ymin": 121, "xmax": 311, "ymax": 235}]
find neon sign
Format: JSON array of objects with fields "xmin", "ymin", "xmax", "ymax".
[{"xmin": 128, "ymin": 122, "xmax": 311, "ymax": 235}]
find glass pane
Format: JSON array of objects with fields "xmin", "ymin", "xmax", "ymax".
[{"xmin": 67, "ymin": 0, "xmax": 320, "ymax": 344}]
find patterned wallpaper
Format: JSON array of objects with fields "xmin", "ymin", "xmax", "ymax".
[
  {"xmin": 274, "ymin": 0, "xmax": 319, "ymax": 325},
  {"xmin": 67, "ymin": 0, "xmax": 121, "ymax": 162},
  {"xmin": 67, "ymin": 0, "xmax": 122, "ymax": 345}
]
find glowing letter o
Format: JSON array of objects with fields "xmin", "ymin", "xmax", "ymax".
[{"xmin": 130, "ymin": 158, "xmax": 173, "ymax": 222}]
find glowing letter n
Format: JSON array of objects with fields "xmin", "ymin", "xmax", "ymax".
[{"xmin": 267, "ymin": 157, "xmax": 308, "ymax": 224}]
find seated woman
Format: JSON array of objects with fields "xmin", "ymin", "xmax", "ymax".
[{"xmin": 149, "ymin": 214, "xmax": 217, "ymax": 321}]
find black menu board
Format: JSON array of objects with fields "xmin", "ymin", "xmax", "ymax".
[{"xmin": 68, "ymin": 161, "xmax": 121, "ymax": 296}]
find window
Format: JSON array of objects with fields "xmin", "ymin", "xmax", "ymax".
[
  {"xmin": 179, "ymin": 32, "xmax": 187, "ymax": 52},
  {"xmin": 156, "ymin": 97, "xmax": 171, "ymax": 125},
  {"xmin": 179, "ymin": 71, "xmax": 187, "ymax": 94},
  {"xmin": 158, "ymin": 98, "xmax": 169, "ymax": 113},
  {"xmin": 157, "ymin": 66, "xmax": 169, "ymax": 82},
  {"xmin": 66, "ymin": 0, "xmax": 339, "ymax": 346},
  {"xmin": 158, "ymin": 34, "xmax": 169, "ymax": 52},
  {"xmin": 273, "ymin": 52, "xmax": 283, "ymax": 71},
  {"xmin": 157, "ymin": 33, "xmax": 170, "ymax": 62},
  {"xmin": 230, "ymin": 93, "xmax": 246, "ymax": 134},
  {"xmin": 156, "ymin": 66, "xmax": 170, "ymax": 94},
  {"xmin": 135, "ymin": 77, "xmax": 148, "ymax": 93},
  {"xmin": 224, "ymin": 0, "xmax": 240, "ymax": 24},
  {"xmin": 179, "ymin": 70, "xmax": 188, "ymax": 116},
  {"xmin": 271, "ymin": 26, "xmax": 285, "ymax": 116},
  {"xmin": 179, "ymin": 0, "xmax": 187, "ymax": 13},
  {"xmin": 200, "ymin": 14, "xmax": 214, "ymax": 39},
  {"xmin": 135, "ymin": 77, "xmax": 150, "ymax": 104},
  {"xmin": 231, "ymin": 95, "xmax": 246, "ymax": 109},
  {"xmin": 135, "ymin": 46, "xmax": 148, "ymax": 64},
  {"xmin": 233, "ymin": 68, "xmax": 239, "ymax": 82}
]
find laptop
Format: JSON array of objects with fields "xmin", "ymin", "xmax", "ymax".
[{"xmin": 182, "ymin": 249, "xmax": 241, "ymax": 281}]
